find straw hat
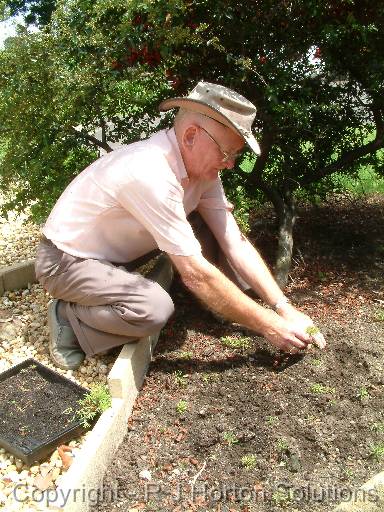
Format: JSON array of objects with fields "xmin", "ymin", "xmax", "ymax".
[{"xmin": 159, "ymin": 81, "xmax": 261, "ymax": 155}]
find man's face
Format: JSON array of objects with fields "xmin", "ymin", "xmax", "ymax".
[{"xmin": 186, "ymin": 119, "xmax": 245, "ymax": 181}]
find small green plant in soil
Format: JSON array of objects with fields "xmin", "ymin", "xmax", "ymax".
[
  {"xmin": 76, "ymin": 383, "xmax": 112, "ymax": 428},
  {"xmin": 276, "ymin": 438, "xmax": 289, "ymax": 453},
  {"xmin": 371, "ymin": 422, "xmax": 384, "ymax": 433},
  {"xmin": 306, "ymin": 325, "xmax": 320, "ymax": 336},
  {"xmin": 343, "ymin": 467, "xmax": 354, "ymax": 480},
  {"xmin": 177, "ymin": 351, "xmax": 193, "ymax": 360},
  {"xmin": 357, "ymin": 386, "xmax": 370, "ymax": 401},
  {"xmin": 175, "ymin": 399, "xmax": 188, "ymax": 415},
  {"xmin": 201, "ymin": 372, "xmax": 220, "ymax": 383},
  {"xmin": 220, "ymin": 335, "xmax": 252, "ymax": 350},
  {"xmin": 370, "ymin": 443, "xmax": 384, "ymax": 460},
  {"xmin": 223, "ymin": 431, "xmax": 239, "ymax": 446},
  {"xmin": 173, "ymin": 370, "xmax": 188, "ymax": 387},
  {"xmin": 241, "ymin": 454, "xmax": 257, "ymax": 469},
  {"xmin": 317, "ymin": 271, "xmax": 328, "ymax": 282},
  {"xmin": 373, "ymin": 309, "xmax": 384, "ymax": 322},
  {"xmin": 266, "ymin": 415, "xmax": 279, "ymax": 426},
  {"xmin": 310, "ymin": 357, "xmax": 323, "ymax": 367},
  {"xmin": 271, "ymin": 488, "xmax": 292, "ymax": 507},
  {"xmin": 310, "ymin": 383, "xmax": 335, "ymax": 394}
]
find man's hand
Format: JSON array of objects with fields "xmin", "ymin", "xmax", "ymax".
[{"xmin": 273, "ymin": 303, "xmax": 326, "ymax": 351}]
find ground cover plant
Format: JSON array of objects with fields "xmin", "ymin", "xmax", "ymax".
[{"xmin": 95, "ymin": 194, "xmax": 384, "ymax": 512}]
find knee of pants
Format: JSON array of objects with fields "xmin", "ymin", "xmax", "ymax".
[{"xmin": 141, "ymin": 282, "xmax": 175, "ymax": 332}]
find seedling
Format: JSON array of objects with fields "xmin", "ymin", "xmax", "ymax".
[
  {"xmin": 276, "ymin": 438, "xmax": 289, "ymax": 453},
  {"xmin": 176, "ymin": 399, "xmax": 188, "ymax": 415},
  {"xmin": 173, "ymin": 370, "xmax": 188, "ymax": 387},
  {"xmin": 266, "ymin": 415, "xmax": 279, "ymax": 426},
  {"xmin": 310, "ymin": 358, "xmax": 323, "ymax": 367},
  {"xmin": 241, "ymin": 454, "xmax": 257, "ymax": 470},
  {"xmin": 317, "ymin": 271, "xmax": 328, "ymax": 282},
  {"xmin": 310, "ymin": 383, "xmax": 335, "ymax": 394},
  {"xmin": 220, "ymin": 335, "xmax": 252, "ymax": 350},
  {"xmin": 357, "ymin": 386, "xmax": 370, "ymax": 401},
  {"xmin": 201, "ymin": 372, "xmax": 220, "ymax": 383},
  {"xmin": 271, "ymin": 488, "xmax": 292, "ymax": 507},
  {"xmin": 370, "ymin": 443, "xmax": 384, "ymax": 460},
  {"xmin": 223, "ymin": 431, "xmax": 239, "ymax": 446},
  {"xmin": 177, "ymin": 351, "xmax": 193, "ymax": 360},
  {"xmin": 371, "ymin": 422, "xmax": 384, "ymax": 433},
  {"xmin": 373, "ymin": 309, "xmax": 384, "ymax": 322},
  {"xmin": 306, "ymin": 325, "xmax": 320, "ymax": 336},
  {"xmin": 75, "ymin": 383, "xmax": 112, "ymax": 428},
  {"xmin": 343, "ymin": 467, "xmax": 354, "ymax": 479}
]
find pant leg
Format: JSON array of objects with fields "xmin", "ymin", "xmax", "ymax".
[{"xmin": 35, "ymin": 240, "xmax": 174, "ymax": 356}]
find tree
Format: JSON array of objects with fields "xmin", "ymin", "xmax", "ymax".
[
  {"xmin": 1, "ymin": 0, "xmax": 383, "ymax": 285},
  {"xmin": 1, "ymin": 0, "xmax": 56, "ymax": 27}
]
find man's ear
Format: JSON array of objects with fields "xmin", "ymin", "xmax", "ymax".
[{"xmin": 182, "ymin": 126, "xmax": 198, "ymax": 149}]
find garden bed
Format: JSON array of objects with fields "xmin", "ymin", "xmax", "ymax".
[{"xmin": 95, "ymin": 195, "xmax": 384, "ymax": 512}]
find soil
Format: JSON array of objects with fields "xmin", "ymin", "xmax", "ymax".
[
  {"xmin": 0, "ymin": 360, "xmax": 87, "ymax": 463},
  {"xmin": 95, "ymin": 194, "xmax": 384, "ymax": 512}
]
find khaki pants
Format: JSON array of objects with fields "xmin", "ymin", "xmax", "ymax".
[{"xmin": 35, "ymin": 213, "xmax": 248, "ymax": 356}]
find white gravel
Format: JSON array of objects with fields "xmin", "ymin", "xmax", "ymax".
[{"xmin": 0, "ymin": 201, "xmax": 117, "ymax": 510}]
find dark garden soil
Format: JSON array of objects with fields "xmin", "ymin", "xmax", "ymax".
[
  {"xmin": 0, "ymin": 360, "xmax": 87, "ymax": 463},
  {"xmin": 95, "ymin": 194, "xmax": 384, "ymax": 512}
]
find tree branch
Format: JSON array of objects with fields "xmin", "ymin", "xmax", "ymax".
[
  {"xmin": 302, "ymin": 106, "xmax": 384, "ymax": 186},
  {"xmin": 71, "ymin": 126, "xmax": 113, "ymax": 153}
]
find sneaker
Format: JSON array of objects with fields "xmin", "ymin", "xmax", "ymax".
[{"xmin": 47, "ymin": 299, "xmax": 85, "ymax": 370}]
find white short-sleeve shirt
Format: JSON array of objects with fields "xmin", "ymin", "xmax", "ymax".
[{"xmin": 43, "ymin": 128, "xmax": 234, "ymax": 263}]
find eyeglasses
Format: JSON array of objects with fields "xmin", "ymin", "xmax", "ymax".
[{"xmin": 199, "ymin": 126, "xmax": 244, "ymax": 163}]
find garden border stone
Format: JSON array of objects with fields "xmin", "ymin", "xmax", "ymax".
[
  {"xmin": 0, "ymin": 259, "xmax": 37, "ymax": 295},
  {"xmin": 332, "ymin": 470, "xmax": 384, "ymax": 512}
]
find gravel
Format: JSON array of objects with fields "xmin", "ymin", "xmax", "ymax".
[{"xmin": 0, "ymin": 201, "xmax": 117, "ymax": 510}]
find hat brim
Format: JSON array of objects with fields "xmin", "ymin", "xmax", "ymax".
[{"xmin": 159, "ymin": 97, "xmax": 261, "ymax": 156}]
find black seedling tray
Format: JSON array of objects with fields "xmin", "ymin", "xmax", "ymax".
[{"xmin": 0, "ymin": 358, "xmax": 89, "ymax": 464}]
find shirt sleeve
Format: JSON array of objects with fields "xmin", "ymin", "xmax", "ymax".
[
  {"xmin": 198, "ymin": 178, "xmax": 234, "ymax": 212},
  {"xmin": 197, "ymin": 177, "xmax": 247, "ymax": 251},
  {"xmin": 116, "ymin": 153, "xmax": 202, "ymax": 256}
]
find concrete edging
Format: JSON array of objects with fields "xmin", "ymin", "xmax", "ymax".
[
  {"xmin": 332, "ymin": 470, "xmax": 384, "ymax": 512},
  {"xmin": 0, "ymin": 259, "xmax": 37, "ymax": 295}
]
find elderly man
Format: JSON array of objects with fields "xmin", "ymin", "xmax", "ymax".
[{"xmin": 35, "ymin": 81, "xmax": 325, "ymax": 370}]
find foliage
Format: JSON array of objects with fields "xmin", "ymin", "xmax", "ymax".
[
  {"xmin": 175, "ymin": 399, "xmax": 188, "ymax": 414},
  {"xmin": 369, "ymin": 443, "xmax": 384, "ymax": 461},
  {"xmin": 1, "ymin": 0, "xmax": 56, "ymax": 27},
  {"xmin": 220, "ymin": 335, "xmax": 252, "ymax": 350},
  {"xmin": 356, "ymin": 386, "xmax": 370, "ymax": 401},
  {"xmin": 76, "ymin": 383, "xmax": 112, "ymax": 428},
  {"xmin": 310, "ymin": 383, "xmax": 335, "ymax": 394},
  {"xmin": 223, "ymin": 431, "xmax": 239, "ymax": 446},
  {"xmin": 1, "ymin": 0, "xmax": 383, "ymax": 277},
  {"xmin": 306, "ymin": 325, "xmax": 320, "ymax": 336},
  {"xmin": 241, "ymin": 454, "xmax": 257, "ymax": 470},
  {"xmin": 173, "ymin": 370, "xmax": 188, "ymax": 387}
]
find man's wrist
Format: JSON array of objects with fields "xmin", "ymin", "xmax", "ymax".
[{"xmin": 272, "ymin": 296, "xmax": 291, "ymax": 312}]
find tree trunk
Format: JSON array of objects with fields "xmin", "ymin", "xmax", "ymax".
[{"xmin": 273, "ymin": 191, "xmax": 296, "ymax": 288}]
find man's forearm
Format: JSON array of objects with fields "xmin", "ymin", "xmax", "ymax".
[
  {"xmin": 171, "ymin": 254, "xmax": 276, "ymax": 334},
  {"xmin": 225, "ymin": 238, "xmax": 286, "ymax": 307}
]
